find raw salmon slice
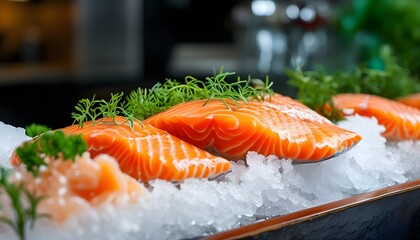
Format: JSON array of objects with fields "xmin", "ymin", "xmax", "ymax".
[
  {"xmin": 332, "ymin": 93, "xmax": 420, "ymax": 140},
  {"xmin": 10, "ymin": 152, "xmax": 147, "ymax": 223},
  {"xmin": 396, "ymin": 93, "xmax": 420, "ymax": 109},
  {"xmin": 144, "ymin": 94, "xmax": 362, "ymax": 162},
  {"xmin": 59, "ymin": 116, "xmax": 231, "ymax": 182}
]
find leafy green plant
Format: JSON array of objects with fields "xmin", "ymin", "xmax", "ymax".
[
  {"xmin": 338, "ymin": 0, "xmax": 420, "ymax": 75},
  {"xmin": 287, "ymin": 45, "xmax": 420, "ymax": 122}
]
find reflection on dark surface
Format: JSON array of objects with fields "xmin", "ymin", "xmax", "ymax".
[
  {"xmin": 0, "ymin": 0, "xmax": 239, "ymax": 129},
  {"xmin": 0, "ymin": 0, "xmax": 143, "ymax": 128},
  {"xmin": 0, "ymin": 0, "xmax": 355, "ymax": 129}
]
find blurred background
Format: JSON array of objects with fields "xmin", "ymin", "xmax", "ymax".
[{"xmin": 0, "ymin": 0, "xmax": 419, "ymax": 128}]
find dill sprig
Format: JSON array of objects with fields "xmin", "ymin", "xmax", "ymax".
[
  {"xmin": 0, "ymin": 167, "xmax": 48, "ymax": 240},
  {"xmin": 124, "ymin": 78, "xmax": 204, "ymax": 120},
  {"xmin": 287, "ymin": 45, "xmax": 420, "ymax": 122},
  {"xmin": 72, "ymin": 92, "xmax": 138, "ymax": 129},
  {"xmin": 286, "ymin": 67, "xmax": 343, "ymax": 121},
  {"xmin": 126, "ymin": 69, "xmax": 274, "ymax": 119},
  {"xmin": 125, "ymin": 75, "xmax": 208, "ymax": 120},
  {"xmin": 71, "ymin": 95, "xmax": 102, "ymax": 127},
  {"xmin": 249, "ymin": 76, "xmax": 274, "ymax": 102},
  {"xmin": 202, "ymin": 71, "xmax": 273, "ymax": 109},
  {"xmin": 202, "ymin": 71, "xmax": 251, "ymax": 108},
  {"xmin": 71, "ymin": 69, "xmax": 274, "ymax": 123},
  {"xmin": 15, "ymin": 131, "xmax": 87, "ymax": 176}
]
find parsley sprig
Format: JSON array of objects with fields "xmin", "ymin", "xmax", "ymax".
[
  {"xmin": 24, "ymin": 124, "xmax": 51, "ymax": 138},
  {"xmin": 15, "ymin": 131, "xmax": 87, "ymax": 176}
]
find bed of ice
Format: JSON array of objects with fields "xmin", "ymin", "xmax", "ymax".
[{"xmin": 0, "ymin": 115, "xmax": 419, "ymax": 240}]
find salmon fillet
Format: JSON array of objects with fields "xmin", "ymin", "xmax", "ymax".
[
  {"xmin": 60, "ymin": 116, "xmax": 231, "ymax": 182},
  {"xmin": 144, "ymin": 94, "xmax": 362, "ymax": 162},
  {"xmin": 332, "ymin": 93, "xmax": 420, "ymax": 140},
  {"xmin": 396, "ymin": 92, "xmax": 420, "ymax": 109}
]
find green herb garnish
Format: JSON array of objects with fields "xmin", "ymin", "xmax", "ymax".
[
  {"xmin": 1, "ymin": 127, "xmax": 87, "ymax": 239},
  {"xmin": 201, "ymin": 70, "xmax": 273, "ymax": 109},
  {"xmin": 286, "ymin": 67, "xmax": 343, "ymax": 121},
  {"xmin": 72, "ymin": 95, "xmax": 102, "ymax": 127},
  {"xmin": 0, "ymin": 167, "xmax": 48, "ymax": 240},
  {"xmin": 125, "ymin": 78, "xmax": 206, "ymax": 120},
  {"xmin": 287, "ymin": 45, "xmax": 420, "ymax": 122},
  {"xmin": 72, "ymin": 69, "xmax": 274, "ymax": 125},
  {"xmin": 72, "ymin": 92, "xmax": 137, "ymax": 129},
  {"xmin": 24, "ymin": 124, "xmax": 51, "ymax": 138},
  {"xmin": 127, "ymin": 69, "xmax": 274, "ymax": 119},
  {"xmin": 15, "ymin": 131, "xmax": 87, "ymax": 176}
]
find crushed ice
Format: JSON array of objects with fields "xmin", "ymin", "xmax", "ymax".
[
  {"xmin": 0, "ymin": 116, "xmax": 419, "ymax": 240},
  {"xmin": 0, "ymin": 121, "xmax": 30, "ymax": 168}
]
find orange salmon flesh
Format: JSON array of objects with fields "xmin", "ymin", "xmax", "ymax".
[
  {"xmin": 397, "ymin": 92, "xmax": 420, "ymax": 109},
  {"xmin": 332, "ymin": 93, "xmax": 420, "ymax": 140},
  {"xmin": 145, "ymin": 94, "xmax": 362, "ymax": 162},
  {"xmin": 58, "ymin": 116, "xmax": 231, "ymax": 182}
]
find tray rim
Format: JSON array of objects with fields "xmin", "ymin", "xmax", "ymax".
[{"xmin": 202, "ymin": 178, "xmax": 420, "ymax": 240}]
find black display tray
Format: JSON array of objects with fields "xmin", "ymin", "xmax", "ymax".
[{"xmin": 201, "ymin": 179, "xmax": 420, "ymax": 240}]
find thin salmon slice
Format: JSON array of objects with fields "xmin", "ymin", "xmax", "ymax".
[
  {"xmin": 59, "ymin": 116, "xmax": 231, "ymax": 182},
  {"xmin": 396, "ymin": 93, "xmax": 420, "ymax": 109},
  {"xmin": 144, "ymin": 94, "xmax": 362, "ymax": 162},
  {"xmin": 332, "ymin": 93, "xmax": 420, "ymax": 140}
]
